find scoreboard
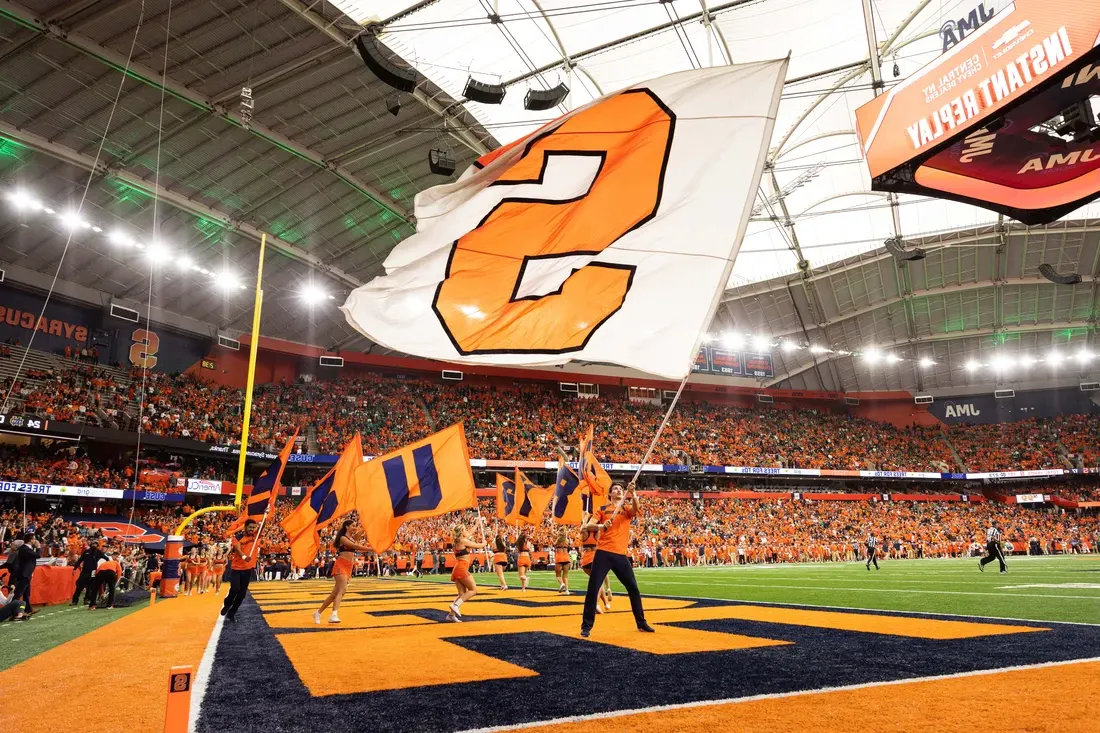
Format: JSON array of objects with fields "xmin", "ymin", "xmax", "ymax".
[
  {"xmin": 0, "ymin": 412, "xmax": 53, "ymax": 436},
  {"xmin": 692, "ymin": 346, "xmax": 774, "ymax": 379}
]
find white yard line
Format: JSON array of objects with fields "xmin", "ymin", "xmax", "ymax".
[
  {"xmin": 187, "ymin": 615, "xmax": 224, "ymax": 733},
  {"xmin": 456, "ymin": 657, "xmax": 1100, "ymax": 733}
]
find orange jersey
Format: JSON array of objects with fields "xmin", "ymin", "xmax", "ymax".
[
  {"xmin": 595, "ymin": 505, "xmax": 635, "ymax": 555},
  {"xmin": 98, "ymin": 560, "xmax": 121, "ymax": 575},
  {"xmin": 231, "ymin": 535, "xmax": 261, "ymax": 570}
]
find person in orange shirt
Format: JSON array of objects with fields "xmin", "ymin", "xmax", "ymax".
[
  {"xmin": 221, "ymin": 519, "xmax": 260, "ymax": 623},
  {"xmin": 515, "ymin": 530, "xmax": 532, "ymax": 592},
  {"xmin": 579, "ymin": 518, "xmax": 611, "ymax": 614},
  {"xmin": 580, "ymin": 481, "xmax": 653, "ymax": 638},
  {"xmin": 314, "ymin": 519, "xmax": 371, "ymax": 625},
  {"xmin": 446, "ymin": 521, "xmax": 489, "ymax": 623},
  {"xmin": 492, "ymin": 533, "xmax": 509, "ymax": 591},
  {"xmin": 89, "ymin": 553, "xmax": 121, "ymax": 610},
  {"xmin": 212, "ymin": 548, "xmax": 227, "ymax": 595},
  {"xmin": 553, "ymin": 527, "xmax": 571, "ymax": 595}
]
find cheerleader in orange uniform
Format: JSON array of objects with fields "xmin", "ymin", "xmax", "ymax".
[
  {"xmin": 447, "ymin": 522, "xmax": 488, "ymax": 623},
  {"xmin": 553, "ymin": 528, "xmax": 571, "ymax": 595},
  {"xmin": 492, "ymin": 533, "xmax": 509, "ymax": 591},
  {"xmin": 194, "ymin": 545, "xmax": 209, "ymax": 589},
  {"xmin": 515, "ymin": 531, "xmax": 532, "ymax": 592},
  {"xmin": 314, "ymin": 519, "xmax": 371, "ymax": 624},
  {"xmin": 579, "ymin": 521, "xmax": 611, "ymax": 613},
  {"xmin": 180, "ymin": 552, "xmax": 193, "ymax": 596},
  {"xmin": 212, "ymin": 548, "xmax": 227, "ymax": 595}
]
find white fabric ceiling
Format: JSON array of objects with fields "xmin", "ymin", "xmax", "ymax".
[{"xmin": 335, "ymin": 0, "xmax": 1100, "ymax": 286}]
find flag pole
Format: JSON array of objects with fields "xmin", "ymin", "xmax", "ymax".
[{"xmin": 174, "ymin": 232, "xmax": 267, "ymax": 537}]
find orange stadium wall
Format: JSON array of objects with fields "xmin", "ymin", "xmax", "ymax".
[{"xmin": 847, "ymin": 393, "xmax": 940, "ymax": 429}]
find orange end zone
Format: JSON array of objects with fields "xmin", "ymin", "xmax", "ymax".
[
  {"xmin": 520, "ymin": 659, "xmax": 1100, "ymax": 733},
  {"xmin": 2, "ymin": 593, "xmax": 221, "ymax": 733}
]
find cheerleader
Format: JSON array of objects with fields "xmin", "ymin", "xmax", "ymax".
[
  {"xmin": 515, "ymin": 530, "xmax": 531, "ymax": 592},
  {"xmin": 553, "ymin": 527, "xmax": 571, "ymax": 595},
  {"xmin": 492, "ymin": 532, "xmax": 509, "ymax": 591},
  {"xmin": 314, "ymin": 519, "xmax": 371, "ymax": 624},
  {"xmin": 211, "ymin": 546, "xmax": 227, "ymax": 595},
  {"xmin": 447, "ymin": 522, "xmax": 489, "ymax": 622}
]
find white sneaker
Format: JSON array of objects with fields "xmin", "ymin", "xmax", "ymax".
[
  {"xmin": 328, "ymin": 613, "xmax": 340, "ymax": 623},
  {"xmin": 446, "ymin": 613, "xmax": 462, "ymax": 623},
  {"xmin": 313, "ymin": 611, "xmax": 321, "ymax": 624},
  {"xmin": 449, "ymin": 602, "xmax": 463, "ymax": 619}
]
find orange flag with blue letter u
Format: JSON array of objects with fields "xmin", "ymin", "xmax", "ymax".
[
  {"xmin": 280, "ymin": 433, "xmax": 363, "ymax": 568},
  {"xmin": 353, "ymin": 423, "xmax": 476, "ymax": 553}
]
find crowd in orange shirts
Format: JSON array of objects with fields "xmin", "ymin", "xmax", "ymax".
[{"xmin": 12, "ymin": 364, "xmax": 1100, "ymax": 473}]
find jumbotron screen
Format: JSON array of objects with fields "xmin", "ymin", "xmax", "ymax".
[{"xmin": 857, "ymin": 0, "xmax": 1100, "ymax": 224}]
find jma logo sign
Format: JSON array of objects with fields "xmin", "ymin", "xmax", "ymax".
[
  {"xmin": 944, "ymin": 403, "xmax": 981, "ymax": 418},
  {"xmin": 940, "ymin": 2, "xmax": 999, "ymax": 52}
]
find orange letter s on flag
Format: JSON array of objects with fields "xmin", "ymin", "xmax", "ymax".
[{"xmin": 433, "ymin": 90, "xmax": 674, "ymax": 355}]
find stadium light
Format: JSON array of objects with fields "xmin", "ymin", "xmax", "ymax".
[
  {"xmin": 7, "ymin": 189, "xmax": 41, "ymax": 211},
  {"xmin": 108, "ymin": 229, "xmax": 133, "ymax": 247},
  {"xmin": 177, "ymin": 254, "xmax": 194, "ymax": 271},
  {"xmin": 781, "ymin": 339, "xmax": 798, "ymax": 353},
  {"xmin": 752, "ymin": 335, "xmax": 771, "ymax": 352},
  {"xmin": 991, "ymin": 355, "xmax": 1011, "ymax": 372},
  {"xmin": 918, "ymin": 357, "xmax": 935, "ymax": 368},
  {"xmin": 1048, "ymin": 350, "xmax": 1064, "ymax": 366},
  {"xmin": 145, "ymin": 242, "xmax": 172, "ymax": 266},
  {"xmin": 300, "ymin": 284, "xmax": 329, "ymax": 306},
  {"xmin": 863, "ymin": 348, "xmax": 882, "ymax": 364},
  {"xmin": 1019, "ymin": 355, "xmax": 1036, "ymax": 368},
  {"xmin": 59, "ymin": 210, "xmax": 89, "ymax": 231},
  {"xmin": 721, "ymin": 331, "xmax": 743, "ymax": 349},
  {"xmin": 1077, "ymin": 349, "xmax": 1093, "ymax": 364},
  {"xmin": 964, "ymin": 359, "xmax": 980, "ymax": 372},
  {"xmin": 213, "ymin": 270, "xmax": 240, "ymax": 292},
  {"xmin": 884, "ymin": 353, "xmax": 901, "ymax": 364},
  {"xmin": 809, "ymin": 344, "xmax": 829, "ymax": 354}
]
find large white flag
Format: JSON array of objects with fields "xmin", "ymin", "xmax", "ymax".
[{"xmin": 342, "ymin": 59, "xmax": 788, "ymax": 379}]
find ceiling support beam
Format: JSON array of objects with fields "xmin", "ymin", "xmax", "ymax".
[
  {"xmin": 0, "ymin": 0, "xmax": 412, "ymax": 225},
  {"xmin": 274, "ymin": 0, "xmax": 491, "ymax": 157},
  {"xmin": 0, "ymin": 118, "xmax": 364, "ymax": 290},
  {"xmin": 724, "ymin": 222, "xmax": 1100, "ymax": 303},
  {"xmin": 767, "ymin": 320, "xmax": 1097, "ymax": 387},
  {"xmin": 767, "ymin": 277, "xmax": 1098, "ymax": 339}
]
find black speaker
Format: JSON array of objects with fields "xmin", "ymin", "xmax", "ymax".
[
  {"xmin": 355, "ymin": 34, "xmax": 418, "ymax": 93},
  {"xmin": 1038, "ymin": 263, "xmax": 1082, "ymax": 285},
  {"xmin": 883, "ymin": 236, "xmax": 926, "ymax": 261},
  {"xmin": 524, "ymin": 83, "xmax": 569, "ymax": 111},
  {"xmin": 429, "ymin": 148, "xmax": 456, "ymax": 176},
  {"xmin": 464, "ymin": 76, "xmax": 506, "ymax": 105}
]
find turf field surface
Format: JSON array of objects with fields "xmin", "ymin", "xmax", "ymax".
[
  {"xmin": 416, "ymin": 555, "xmax": 1100, "ymax": 624},
  {"xmin": 192, "ymin": 556, "xmax": 1099, "ymax": 732},
  {"xmin": 0, "ymin": 597, "xmax": 149, "ymax": 671}
]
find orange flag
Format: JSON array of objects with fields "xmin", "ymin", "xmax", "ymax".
[
  {"xmin": 578, "ymin": 425, "xmax": 611, "ymax": 499},
  {"xmin": 226, "ymin": 430, "xmax": 298, "ymax": 536},
  {"xmin": 515, "ymin": 468, "xmax": 552, "ymax": 526},
  {"xmin": 352, "ymin": 423, "xmax": 476, "ymax": 553},
  {"xmin": 280, "ymin": 434, "xmax": 363, "ymax": 568}
]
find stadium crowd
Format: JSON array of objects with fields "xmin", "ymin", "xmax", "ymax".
[{"xmin": 10, "ymin": 363, "xmax": 1100, "ymax": 472}]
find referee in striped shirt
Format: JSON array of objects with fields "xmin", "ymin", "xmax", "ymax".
[
  {"xmin": 979, "ymin": 524, "xmax": 1007, "ymax": 573},
  {"xmin": 865, "ymin": 534, "xmax": 879, "ymax": 571}
]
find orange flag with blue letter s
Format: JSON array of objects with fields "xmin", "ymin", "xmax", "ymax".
[
  {"xmin": 353, "ymin": 423, "xmax": 476, "ymax": 553},
  {"xmin": 515, "ymin": 468, "xmax": 552, "ymax": 526},
  {"xmin": 280, "ymin": 433, "xmax": 363, "ymax": 568},
  {"xmin": 226, "ymin": 429, "xmax": 298, "ymax": 536},
  {"xmin": 578, "ymin": 424, "xmax": 611, "ymax": 499}
]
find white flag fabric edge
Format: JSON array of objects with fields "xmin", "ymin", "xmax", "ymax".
[{"xmin": 342, "ymin": 58, "xmax": 789, "ymax": 379}]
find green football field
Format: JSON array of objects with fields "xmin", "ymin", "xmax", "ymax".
[{"xmin": 414, "ymin": 555, "xmax": 1100, "ymax": 625}]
